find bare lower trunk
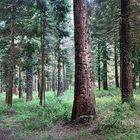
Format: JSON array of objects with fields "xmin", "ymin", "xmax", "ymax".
[
  {"xmin": 102, "ymin": 43, "xmax": 108, "ymax": 90},
  {"xmin": 120, "ymin": 0, "xmax": 133, "ymax": 103},
  {"xmin": 71, "ymin": 0, "xmax": 96, "ymax": 121}
]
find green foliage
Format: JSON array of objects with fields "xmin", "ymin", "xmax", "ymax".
[
  {"xmin": 17, "ymin": 97, "xmax": 71, "ymax": 130},
  {"xmin": 1, "ymin": 89, "xmax": 140, "ymax": 139}
]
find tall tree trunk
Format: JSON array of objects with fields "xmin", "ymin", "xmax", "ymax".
[
  {"xmin": 114, "ymin": 42, "xmax": 119, "ymax": 88},
  {"xmin": 97, "ymin": 42, "xmax": 101, "ymax": 90},
  {"xmin": 71, "ymin": 0, "xmax": 96, "ymax": 121},
  {"xmin": 7, "ymin": 3, "xmax": 15, "ymax": 111},
  {"xmin": 120, "ymin": 0, "xmax": 133, "ymax": 103},
  {"xmin": 102, "ymin": 43, "xmax": 108, "ymax": 90},
  {"xmin": 40, "ymin": 11, "xmax": 46, "ymax": 106},
  {"xmin": 18, "ymin": 66, "xmax": 22, "ymax": 98}
]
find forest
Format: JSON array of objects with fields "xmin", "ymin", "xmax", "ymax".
[{"xmin": 0, "ymin": 0, "xmax": 140, "ymax": 139}]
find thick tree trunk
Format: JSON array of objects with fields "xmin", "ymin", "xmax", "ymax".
[
  {"xmin": 7, "ymin": 3, "xmax": 15, "ymax": 111},
  {"xmin": 114, "ymin": 43, "xmax": 119, "ymax": 88},
  {"xmin": 120, "ymin": 0, "xmax": 133, "ymax": 103},
  {"xmin": 102, "ymin": 43, "xmax": 108, "ymax": 90},
  {"xmin": 71, "ymin": 0, "xmax": 96, "ymax": 121},
  {"xmin": 97, "ymin": 42, "xmax": 101, "ymax": 90}
]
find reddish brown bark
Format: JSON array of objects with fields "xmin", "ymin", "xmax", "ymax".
[
  {"xmin": 71, "ymin": 0, "xmax": 96, "ymax": 121},
  {"xmin": 120, "ymin": 0, "xmax": 133, "ymax": 103},
  {"xmin": 7, "ymin": 3, "xmax": 15, "ymax": 109}
]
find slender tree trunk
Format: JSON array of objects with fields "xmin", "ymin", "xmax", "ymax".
[
  {"xmin": 97, "ymin": 42, "xmax": 101, "ymax": 90},
  {"xmin": 139, "ymin": 75, "xmax": 140, "ymax": 89},
  {"xmin": 0, "ymin": 66, "xmax": 3, "ymax": 93},
  {"xmin": 40, "ymin": 11, "xmax": 46, "ymax": 106},
  {"xmin": 57, "ymin": 44, "xmax": 63, "ymax": 96},
  {"xmin": 63, "ymin": 61, "xmax": 67, "ymax": 92},
  {"xmin": 38, "ymin": 69, "xmax": 41, "ymax": 98},
  {"xmin": 114, "ymin": 42, "xmax": 119, "ymax": 88},
  {"xmin": 5, "ymin": 64, "xmax": 8, "ymax": 103},
  {"xmin": 71, "ymin": 0, "xmax": 96, "ymax": 121},
  {"xmin": 102, "ymin": 43, "xmax": 108, "ymax": 90},
  {"xmin": 18, "ymin": 66, "xmax": 22, "ymax": 98},
  {"xmin": 120, "ymin": 0, "xmax": 133, "ymax": 103},
  {"xmin": 7, "ymin": 3, "xmax": 15, "ymax": 111},
  {"xmin": 52, "ymin": 70, "xmax": 56, "ymax": 92}
]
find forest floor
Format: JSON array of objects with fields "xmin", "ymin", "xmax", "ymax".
[{"xmin": 0, "ymin": 87, "xmax": 140, "ymax": 140}]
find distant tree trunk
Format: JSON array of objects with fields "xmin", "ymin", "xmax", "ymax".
[
  {"xmin": 71, "ymin": 0, "xmax": 96, "ymax": 121},
  {"xmin": 5, "ymin": 64, "xmax": 9, "ymax": 103},
  {"xmin": 63, "ymin": 61, "xmax": 67, "ymax": 92},
  {"xmin": 97, "ymin": 42, "xmax": 101, "ymax": 90},
  {"xmin": 7, "ymin": 3, "xmax": 15, "ymax": 111},
  {"xmin": 139, "ymin": 75, "xmax": 140, "ymax": 89},
  {"xmin": 40, "ymin": 11, "xmax": 46, "ymax": 106},
  {"xmin": 52, "ymin": 70, "xmax": 56, "ymax": 92},
  {"xmin": 18, "ymin": 66, "xmax": 22, "ymax": 98},
  {"xmin": 26, "ymin": 68, "xmax": 33, "ymax": 101},
  {"xmin": 114, "ymin": 42, "xmax": 119, "ymax": 88},
  {"xmin": 57, "ymin": 44, "xmax": 63, "ymax": 96},
  {"xmin": 0, "ymin": 66, "xmax": 3, "ymax": 93},
  {"xmin": 102, "ymin": 43, "xmax": 108, "ymax": 90},
  {"xmin": 38, "ymin": 69, "xmax": 41, "ymax": 98},
  {"xmin": 120, "ymin": 0, "xmax": 133, "ymax": 103}
]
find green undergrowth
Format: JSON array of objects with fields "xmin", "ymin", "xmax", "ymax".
[{"xmin": 0, "ymin": 88, "xmax": 140, "ymax": 139}]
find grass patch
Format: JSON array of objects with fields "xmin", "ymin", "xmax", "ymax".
[{"xmin": 0, "ymin": 88, "xmax": 140, "ymax": 139}]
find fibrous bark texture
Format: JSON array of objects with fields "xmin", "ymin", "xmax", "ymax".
[
  {"xmin": 120, "ymin": 0, "xmax": 133, "ymax": 103},
  {"xmin": 71, "ymin": 0, "xmax": 96, "ymax": 121}
]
